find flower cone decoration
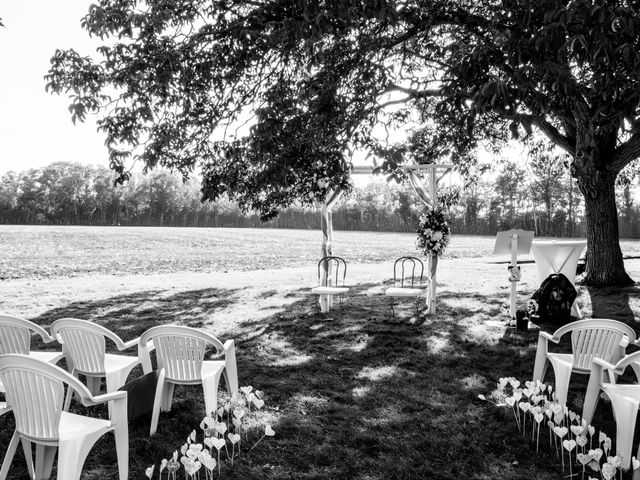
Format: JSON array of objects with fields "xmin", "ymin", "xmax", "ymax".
[
  {"xmin": 484, "ymin": 377, "xmax": 640, "ymax": 480},
  {"xmin": 147, "ymin": 386, "xmax": 275, "ymax": 479}
]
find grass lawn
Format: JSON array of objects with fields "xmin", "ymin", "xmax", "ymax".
[{"xmin": 1, "ymin": 226, "xmax": 640, "ymax": 479}]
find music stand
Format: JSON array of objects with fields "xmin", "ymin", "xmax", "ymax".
[{"xmin": 494, "ymin": 229, "xmax": 535, "ymax": 321}]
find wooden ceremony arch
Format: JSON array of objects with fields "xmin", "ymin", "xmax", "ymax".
[{"xmin": 318, "ymin": 163, "xmax": 453, "ymax": 314}]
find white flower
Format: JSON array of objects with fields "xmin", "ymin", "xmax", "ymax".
[{"xmin": 432, "ymin": 231, "xmax": 443, "ymax": 241}]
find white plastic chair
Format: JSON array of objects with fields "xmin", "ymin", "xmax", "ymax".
[
  {"xmin": 311, "ymin": 256, "xmax": 349, "ymax": 313},
  {"xmin": 138, "ymin": 325, "xmax": 239, "ymax": 436},
  {"xmin": 581, "ymin": 350, "xmax": 640, "ymax": 473},
  {"xmin": 50, "ymin": 318, "xmax": 147, "ymax": 403},
  {"xmin": 532, "ymin": 318, "xmax": 636, "ymax": 406},
  {"xmin": 0, "ymin": 314, "xmax": 64, "ymax": 365},
  {"xmin": 384, "ymin": 256, "xmax": 428, "ymax": 317},
  {"xmin": 0, "ymin": 354, "xmax": 128, "ymax": 480}
]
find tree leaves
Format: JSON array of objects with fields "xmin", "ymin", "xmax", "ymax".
[{"xmin": 45, "ymin": 0, "xmax": 640, "ymax": 220}]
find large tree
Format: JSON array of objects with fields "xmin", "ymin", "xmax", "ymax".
[{"xmin": 46, "ymin": 0, "xmax": 640, "ymax": 285}]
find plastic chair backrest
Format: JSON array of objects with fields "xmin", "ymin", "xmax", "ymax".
[
  {"xmin": 51, "ymin": 319, "xmax": 108, "ymax": 375},
  {"xmin": 0, "ymin": 355, "xmax": 93, "ymax": 441},
  {"xmin": 393, "ymin": 256, "xmax": 424, "ymax": 288},
  {"xmin": 567, "ymin": 319, "xmax": 637, "ymax": 370},
  {"xmin": 0, "ymin": 315, "xmax": 53, "ymax": 355},
  {"xmin": 317, "ymin": 256, "xmax": 347, "ymax": 287},
  {"xmin": 140, "ymin": 326, "xmax": 224, "ymax": 382}
]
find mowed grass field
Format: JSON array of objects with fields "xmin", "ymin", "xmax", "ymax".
[
  {"xmin": 4, "ymin": 225, "xmax": 640, "ymax": 281},
  {"xmin": 2, "ymin": 225, "xmax": 640, "ymax": 479},
  {"xmin": 0, "ymin": 225, "xmax": 504, "ymax": 280}
]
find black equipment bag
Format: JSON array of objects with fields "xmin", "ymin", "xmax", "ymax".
[
  {"xmin": 531, "ymin": 273, "xmax": 577, "ymax": 324},
  {"xmin": 118, "ymin": 370, "xmax": 159, "ymax": 422}
]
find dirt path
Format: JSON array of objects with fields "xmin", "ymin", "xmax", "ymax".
[{"xmin": 5, "ymin": 256, "xmax": 639, "ymax": 332}]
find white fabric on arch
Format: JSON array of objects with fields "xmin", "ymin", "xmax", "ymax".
[{"xmin": 406, "ymin": 170, "xmax": 433, "ymax": 207}]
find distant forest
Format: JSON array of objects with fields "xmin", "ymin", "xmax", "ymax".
[{"xmin": 1, "ymin": 159, "xmax": 640, "ymax": 237}]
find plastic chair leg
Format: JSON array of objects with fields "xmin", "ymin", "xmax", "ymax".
[
  {"xmin": 223, "ymin": 344, "xmax": 239, "ymax": 396},
  {"xmin": 114, "ymin": 424, "xmax": 128, "ymax": 480},
  {"xmin": 34, "ymin": 444, "xmax": 56, "ymax": 480},
  {"xmin": 582, "ymin": 373, "xmax": 602, "ymax": 426},
  {"xmin": 532, "ymin": 338, "xmax": 549, "ymax": 382},
  {"xmin": 161, "ymin": 383, "xmax": 175, "ymax": 412},
  {"xmin": 150, "ymin": 369, "xmax": 166, "ymax": 436},
  {"xmin": 223, "ymin": 367, "xmax": 238, "ymax": 396},
  {"xmin": 609, "ymin": 393, "xmax": 639, "ymax": 471},
  {"xmin": 106, "ymin": 367, "xmax": 136, "ymax": 418},
  {"xmin": 0, "ymin": 431, "xmax": 20, "ymax": 480},
  {"xmin": 57, "ymin": 430, "xmax": 104, "ymax": 480},
  {"xmin": 86, "ymin": 375, "xmax": 102, "ymax": 395},
  {"xmin": 551, "ymin": 362, "xmax": 573, "ymax": 406},
  {"xmin": 202, "ymin": 370, "xmax": 223, "ymax": 419},
  {"xmin": 20, "ymin": 438, "xmax": 34, "ymax": 480}
]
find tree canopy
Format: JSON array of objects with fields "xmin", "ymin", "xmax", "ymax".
[{"xmin": 46, "ymin": 0, "xmax": 640, "ymax": 283}]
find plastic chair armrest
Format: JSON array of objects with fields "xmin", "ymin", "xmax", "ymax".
[
  {"xmin": 121, "ymin": 338, "xmax": 139, "ymax": 350},
  {"xmin": 592, "ymin": 357, "xmax": 622, "ymax": 375},
  {"xmin": 40, "ymin": 333, "xmax": 58, "ymax": 344},
  {"xmin": 90, "ymin": 391, "xmax": 128, "ymax": 425},
  {"xmin": 539, "ymin": 331, "xmax": 559, "ymax": 344},
  {"xmin": 85, "ymin": 390, "xmax": 127, "ymax": 407},
  {"xmin": 611, "ymin": 350, "xmax": 640, "ymax": 372},
  {"xmin": 122, "ymin": 338, "xmax": 155, "ymax": 352}
]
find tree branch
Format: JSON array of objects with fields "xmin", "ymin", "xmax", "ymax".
[
  {"xmin": 612, "ymin": 132, "xmax": 640, "ymax": 173},
  {"xmin": 385, "ymin": 83, "xmax": 442, "ymax": 99},
  {"xmin": 530, "ymin": 117, "xmax": 575, "ymax": 156}
]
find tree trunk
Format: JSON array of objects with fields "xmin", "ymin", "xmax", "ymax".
[{"xmin": 579, "ymin": 174, "xmax": 633, "ymax": 286}]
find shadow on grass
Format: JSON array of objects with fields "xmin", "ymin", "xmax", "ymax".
[
  {"xmin": 27, "ymin": 287, "xmax": 243, "ymax": 340},
  {"xmin": 586, "ymin": 284, "xmax": 640, "ymax": 324},
  {"xmin": 1, "ymin": 282, "xmax": 616, "ymax": 480}
]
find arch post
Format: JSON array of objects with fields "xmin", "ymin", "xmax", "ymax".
[
  {"xmin": 405, "ymin": 164, "xmax": 453, "ymax": 315},
  {"xmin": 319, "ymin": 190, "xmax": 342, "ymax": 312}
]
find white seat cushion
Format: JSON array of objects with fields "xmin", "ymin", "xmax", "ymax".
[
  {"xmin": 385, "ymin": 287, "xmax": 425, "ymax": 297},
  {"xmin": 311, "ymin": 286, "xmax": 349, "ymax": 295}
]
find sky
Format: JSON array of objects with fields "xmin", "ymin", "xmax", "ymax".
[
  {"xmin": 0, "ymin": 2, "xmax": 468, "ymax": 189},
  {"xmin": 0, "ymin": 3, "xmax": 377, "ymax": 186},
  {"xmin": 0, "ymin": 1, "xmax": 108, "ymax": 174}
]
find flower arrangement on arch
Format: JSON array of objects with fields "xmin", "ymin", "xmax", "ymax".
[{"xmin": 416, "ymin": 208, "xmax": 450, "ymax": 257}]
